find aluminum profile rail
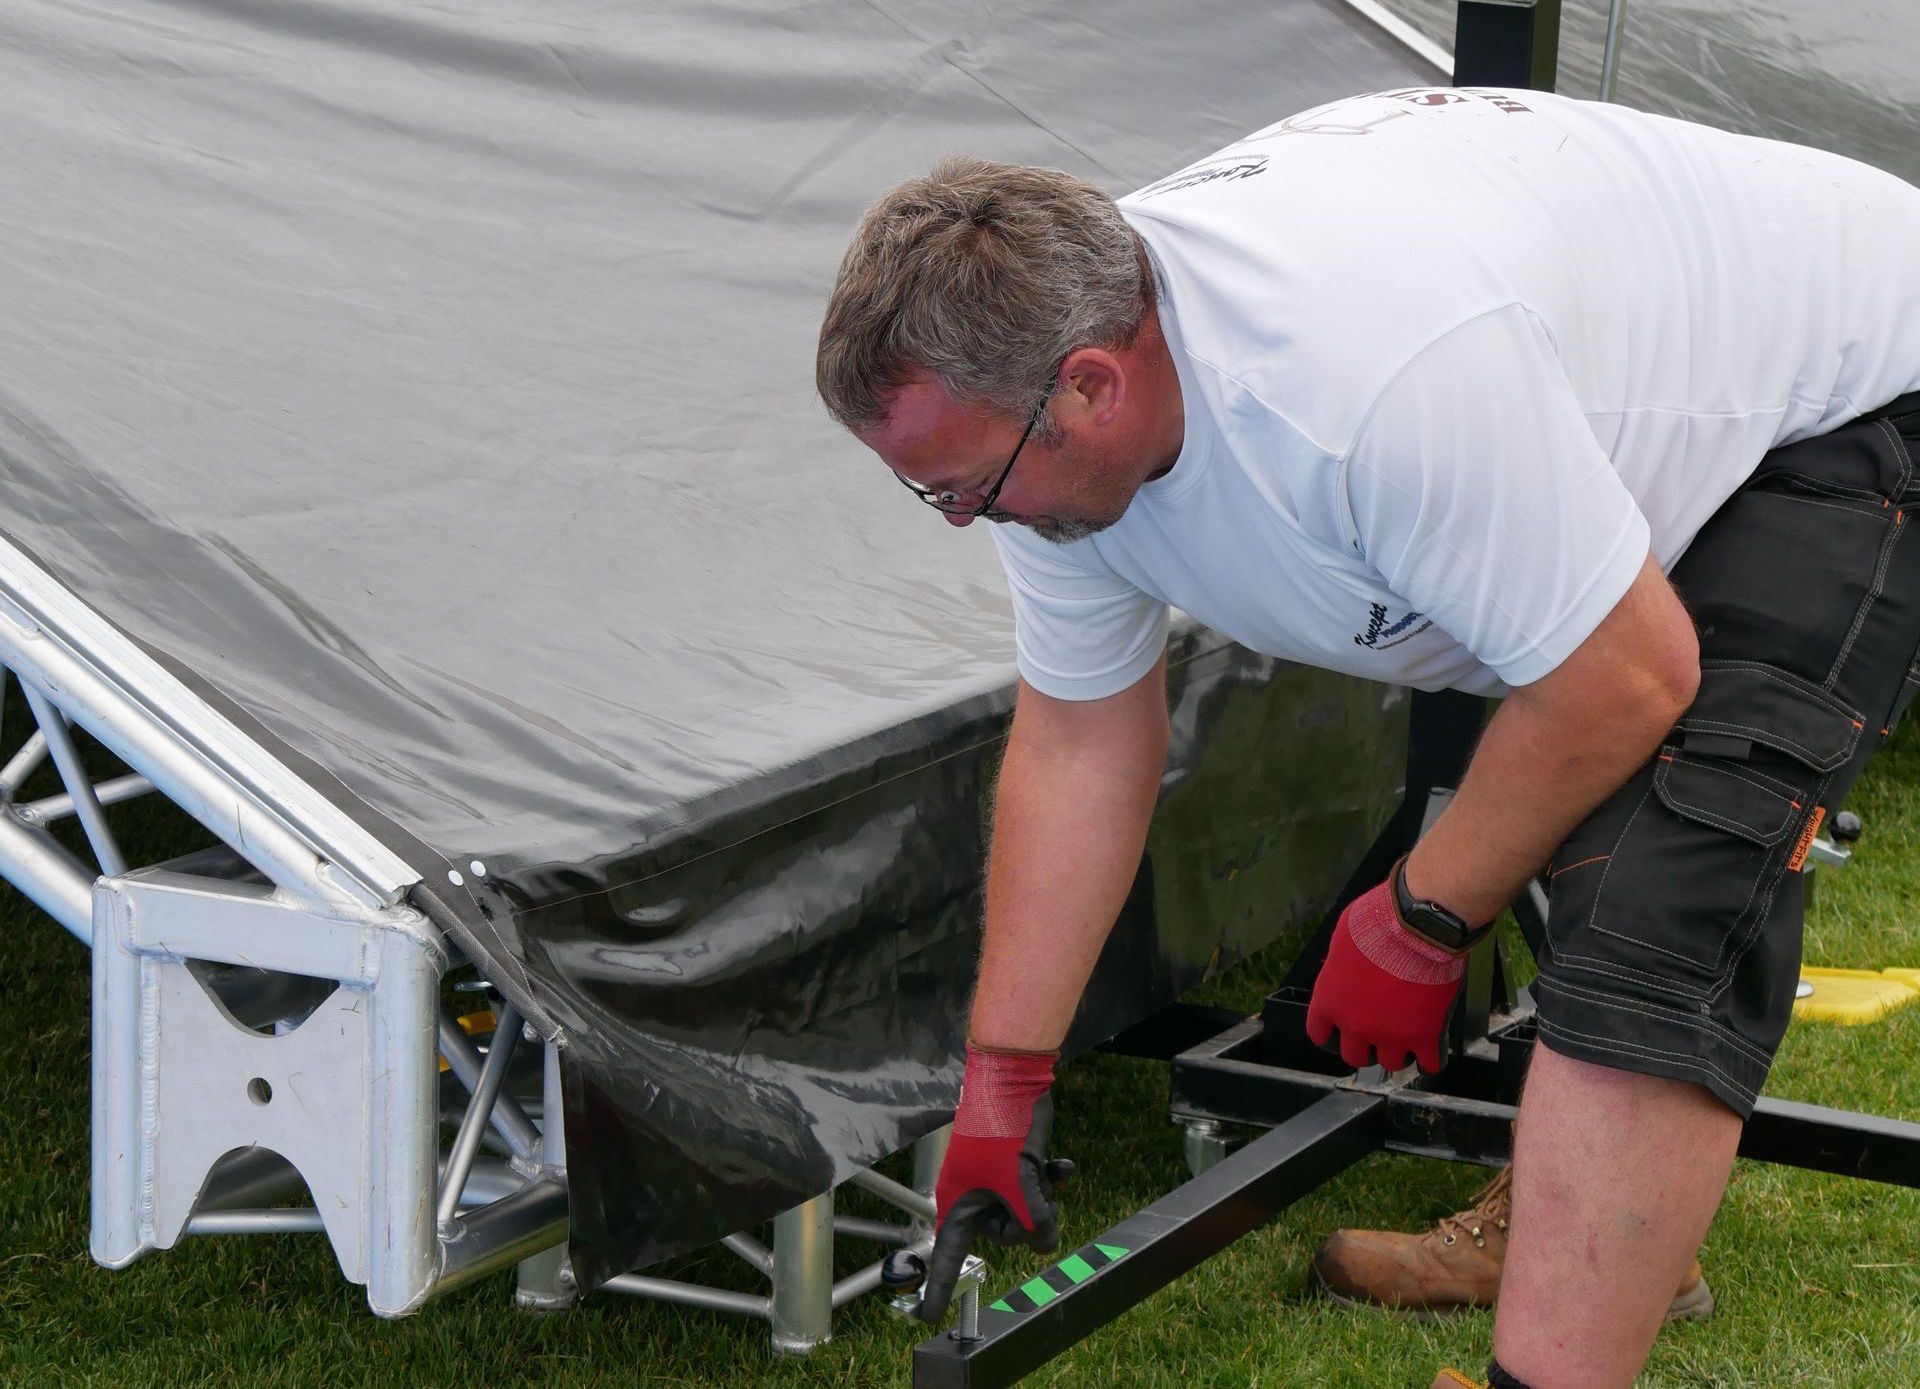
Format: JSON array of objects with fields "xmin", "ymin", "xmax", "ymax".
[
  {"xmin": 1338, "ymin": 0, "xmax": 1452, "ymax": 77},
  {"xmin": 0, "ymin": 529, "xmax": 417, "ymax": 915}
]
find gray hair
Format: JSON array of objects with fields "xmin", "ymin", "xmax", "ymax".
[{"xmin": 816, "ymin": 155, "xmax": 1153, "ymax": 434}]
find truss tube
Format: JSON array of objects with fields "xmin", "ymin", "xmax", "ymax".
[
  {"xmin": 1599, "ymin": 0, "xmax": 1630, "ymax": 100},
  {"xmin": 365, "ymin": 928, "xmax": 443, "ymax": 1317},
  {"xmin": 833, "ymin": 1216, "xmax": 915, "ymax": 1244},
  {"xmin": 18, "ymin": 772, "xmax": 155, "ymax": 824},
  {"xmin": 771, "ymin": 1193, "xmax": 834, "ymax": 1354},
  {"xmin": 89, "ymin": 890, "xmax": 143, "ymax": 1267},
  {"xmin": 437, "ymin": 1000, "xmax": 521, "ymax": 1232},
  {"xmin": 846, "ymin": 1166, "xmax": 937, "ymax": 1224},
  {"xmin": 511, "ymin": 1040, "xmax": 572, "ymax": 1311},
  {"xmin": 602, "ymin": 1274, "xmax": 771, "ymax": 1320},
  {"xmin": 24, "ymin": 686, "xmax": 126, "ymax": 877},
  {"xmin": 912, "ymin": 1125, "xmax": 951, "ymax": 1205},
  {"xmin": 0, "ymin": 728, "xmax": 47, "ymax": 797},
  {"xmin": 188, "ymin": 1209, "xmax": 327, "ymax": 1235},
  {"xmin": 723, "ymin": 1232, "xmax": 775, "ymax": 1276},
  {"xmin": 0, "ymin": 807, "xmax": 94, "ymax": 941},
  {"xmin": 0, "ymin": 536, "xmax": 417, "ymax": 913},
  {"xmin": 433, "ymin": 1178, "xmax": 569, "ymax": 1299},
  {"xmin": 436, "ymin": 1013, "xmax": 541, "ymax": 1161}
]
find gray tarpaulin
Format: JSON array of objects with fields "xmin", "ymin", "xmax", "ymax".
[{"xmin": 0, "ymin": 1, "xmax": 1430, "ymax": 1282}]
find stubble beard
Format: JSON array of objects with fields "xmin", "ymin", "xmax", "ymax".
[{"xmin": 1031, "ymin": 515, "xmax": 1115, "ymax": 544}]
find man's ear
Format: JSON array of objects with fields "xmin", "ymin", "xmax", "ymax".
[{"xmin": 1057, "ymin": 347, "xmax": 1127, "ymax": 426}]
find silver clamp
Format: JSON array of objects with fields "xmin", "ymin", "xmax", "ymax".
[{"xmin": 881, "ymin": 1250, "xmax": 989, "ymax": 1341}]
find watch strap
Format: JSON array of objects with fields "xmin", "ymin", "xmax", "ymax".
[{"xmin": 1391, "ymin": 855, "xmax": 1494, "ymax": 955}]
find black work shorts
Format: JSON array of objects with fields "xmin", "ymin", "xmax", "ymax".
[{"xmin": 1533, "ymin": 391, "xmax": 1920, "ymax": 1118}]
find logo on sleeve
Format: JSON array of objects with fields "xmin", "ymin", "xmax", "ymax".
[
  {"xmin": 1353, "ymin": 602, "xmax": 1431, "ymax": 649},
  {"xmin": 1135, "ymin": 155, "xmax": 1269, "ymax": 200}
]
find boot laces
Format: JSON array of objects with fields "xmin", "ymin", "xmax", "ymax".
[{"xmin": 1435, "ymin": 1166, "xmax": 1512, "ymax": 1249}]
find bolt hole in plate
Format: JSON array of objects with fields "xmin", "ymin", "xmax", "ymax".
[{"xmin": 247, "ymin": 1077, "xmax": 273, "ymax": 1106}]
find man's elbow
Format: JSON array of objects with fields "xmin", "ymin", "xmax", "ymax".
[{"xmin": 1642, "ymin": 621, "xmax": 1701, "ymax": 727}]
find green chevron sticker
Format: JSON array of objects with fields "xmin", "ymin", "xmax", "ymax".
[{"xmin": 987, "ymin": 1240, "xmax": 1132, "ymax": 1314}]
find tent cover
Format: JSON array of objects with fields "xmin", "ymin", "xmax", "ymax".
[{"xmin": 0, "ymin": 0, "xmax": 1432, "ymax": 1281}]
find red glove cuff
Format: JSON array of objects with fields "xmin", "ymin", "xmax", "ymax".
[
  {"xmin": 953, "ymin": 1043, "xmax": 1056, "ymax": 1139},
  {"xmin": 1348, "ymin": 876, "xmax": 1467, "ymax": 985}
]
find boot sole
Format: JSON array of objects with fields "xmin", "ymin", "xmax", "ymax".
[{"xmin": 1309, "ymin": 1265, "xmax": 1716, "ymax": 1324}]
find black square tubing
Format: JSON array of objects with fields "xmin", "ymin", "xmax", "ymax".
[
  {"xmin": 909, "ymin": 1089, "xmax": 1388, "ymax": 1389},
  {"xmin": 910, "ymin": 1006, "xmax": 1920, "ymax": 1388}
]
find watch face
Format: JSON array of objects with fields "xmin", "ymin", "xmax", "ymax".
[
  {"xmin": 1406, "ymin": 905, "xmax": 1471, "ymax": 952},
  {"xmin": 1393, "ymin": 858, "xmax": 1477, "ymax": 951}
]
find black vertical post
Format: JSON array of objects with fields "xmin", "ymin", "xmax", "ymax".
[{"xmin": 1453, "ymin": 0, "xmax": 1562, "ymax": 92}]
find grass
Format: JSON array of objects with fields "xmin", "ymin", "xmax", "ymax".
[{"xmin": 0, "ymin": 718, "xmax": 1915, "ymax": 1387}]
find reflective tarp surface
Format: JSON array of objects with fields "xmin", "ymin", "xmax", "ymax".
[{"xmin": 0, "ymin": 0, "xmax": 1429, "ymax": 1278}]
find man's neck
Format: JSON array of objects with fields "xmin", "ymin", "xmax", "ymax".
[{"xmin": 1138, "ymin": 307, "xmax": 1186, "ymax": 482}]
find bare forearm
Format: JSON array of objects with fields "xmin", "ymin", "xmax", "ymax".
[
  {"xmin": 1406, "ymin": 555, "xmax": 1701, "ymax": 926},
  {"xmin": 1407, "ymin": 677, "xmax": 1688, "ymax": 926},
  {"xmin": 969, "ymin": 676, "xmax": 1169, "ymax": 1051}
]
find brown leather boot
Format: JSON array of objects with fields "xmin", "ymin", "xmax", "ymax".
[{"xmin": 1309, "ymin": 1164, "xmax": 1715, "ymax": 1322}]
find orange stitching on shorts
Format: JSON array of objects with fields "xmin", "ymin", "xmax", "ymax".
[{"xmin": 1549, "ymin": 854, "xmax": 1610, "ymax": 878}]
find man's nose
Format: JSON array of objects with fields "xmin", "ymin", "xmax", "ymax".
[{"xmin": 943, "ymin": 511, "xmax": 975, "ymax": 528}]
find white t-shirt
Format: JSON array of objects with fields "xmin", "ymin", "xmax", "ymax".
[{"xmin": 992, "ymin": 88, "xmax": 1920, "ymax": 701}]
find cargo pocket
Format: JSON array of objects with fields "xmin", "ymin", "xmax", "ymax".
[
  {"xmin": 1580, "ymin": 661, "xmax": 1861, "ymax": 994},
  {"xmin": 1887, "ymin": 657, "xmax": 1920, "ymax": 739}
]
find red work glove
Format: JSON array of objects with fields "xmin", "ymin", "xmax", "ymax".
[
  {"xmin": 1305, "ymin": 873, "xmax": 1468, "ymax": 1074},
  {"xmin": 921, "ymin": 1043, "xmax": 1074, "ymax": 1323}
]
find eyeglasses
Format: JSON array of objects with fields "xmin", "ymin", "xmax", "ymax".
[{"xmin": 894, "ymin": 391, "xmax": 1051, "ymax": 518}]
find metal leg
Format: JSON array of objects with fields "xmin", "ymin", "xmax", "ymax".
[
  {"xmin": 516, "ymin": 1041, "xmax": 578, "ymax": 1313},
  {"xmin": 770, "ymin": 1191, "xmax": 834, "ymax": 1355},
  {"xmin": 913, "ymin": 1124, "xmax": 952, "ymax": 1209},
  {"xmin": 1181, "ymin": 1117, "xmax": 1232, "ymax": 1177}
]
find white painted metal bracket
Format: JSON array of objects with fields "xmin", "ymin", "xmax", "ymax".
[{"xmin": 92, "ymin": 870, "xmax": 445, "ymax": 1315}]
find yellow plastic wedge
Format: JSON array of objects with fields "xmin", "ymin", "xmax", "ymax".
[{"xmin": 1793, "ymin": 967, "xmax": 1920, "ymax": 1025}]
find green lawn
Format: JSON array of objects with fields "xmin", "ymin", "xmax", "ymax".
[{"xmin": 1, "ymin": 719, "xmax": 1915, "ymax": 1387}]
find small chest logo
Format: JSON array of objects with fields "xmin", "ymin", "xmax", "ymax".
[{"xmin": 1353, "ymin": 602, "xmax": 1430, "ymax": 649}]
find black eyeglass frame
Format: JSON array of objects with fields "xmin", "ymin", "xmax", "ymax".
[{"xmin": 894, "ymin": 389, "xmax": 1052, "ymax": 518}]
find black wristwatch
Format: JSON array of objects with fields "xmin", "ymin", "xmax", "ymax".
[{"xmin": 1391, "ymin": 856, "xmax": 1495, "ymax": 955}]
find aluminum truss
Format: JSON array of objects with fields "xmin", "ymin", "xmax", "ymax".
[{"xmin": 0, "ymin": 529, "xmax": 950, "ymax": 1351}]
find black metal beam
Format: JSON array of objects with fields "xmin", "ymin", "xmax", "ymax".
[
  {"xmin": 931, "ymin": 1005, "xmax": 1920, "ymax": 1385},
  {"xmin": 1095, "ymin": 1003, "xmax": 1251, "ymax": 1062},
  {"xmin": 1453, "ymin": 0, "xmax": 1562, "ymax": 91},
  {"xmin": 911, "ymin": 1092, "xmax": 1386, "ymax": 1389},
  {"xmin": 1177, "ymin": 1016, "xmax": 1920, "ymax": 1190},
  {"xmin": 1741, "ymin": 1097, "xmax": 1920, "ymax": 1186}
]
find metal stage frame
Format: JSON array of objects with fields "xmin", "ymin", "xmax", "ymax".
[
  {"xmin": 2, "ymin": 0, "xmax": 1722, "ymax": 1364},
  {"xmin": 910, "ymin": 974, "xmax": 1920, "ymax": 1388},
  {"xmin": 0, "ymin": 521, "xmax": 950, "ymax": 1352}
]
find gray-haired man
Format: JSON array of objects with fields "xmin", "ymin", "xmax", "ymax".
[{"xmin": 817, "ymin": 87, "xmax": 1920, "ymax": 1389}]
